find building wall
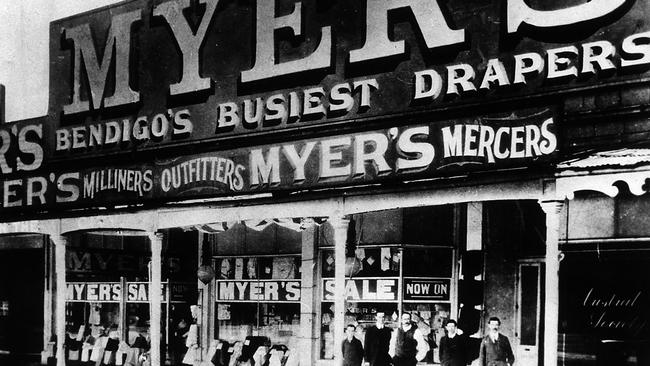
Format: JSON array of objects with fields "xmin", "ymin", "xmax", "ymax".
[{"xmin": 483, "ymin": 202, "xmax": 519, "ymax": 341}]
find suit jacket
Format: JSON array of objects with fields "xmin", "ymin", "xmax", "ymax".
[
  {"xmin": 439, "ymin": 334, "xmax": 469, "ymax": 366},
  {"xmin": 478, "ymin": 333, "xmax": 514, "ymax": 366},
  {"xmin": 364, "ymin": 326, "xmax": 392, "ymax": 366},
  {"xmin": 342, "ymin": 337, "xmax": 364, "ymax": 366}
]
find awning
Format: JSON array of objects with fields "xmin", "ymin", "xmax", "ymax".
[{"xmin": 556, "ymin": 149, "xmax": 650, "ymax": 199}]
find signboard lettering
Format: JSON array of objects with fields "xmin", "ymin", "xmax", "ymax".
[
  {"xmin": 322, "ymin": 278, "xmax": 399, "ymax": 302},
  {"xmin": 403, "ymin": 279, "xmax": 451, "ymax": 301},
  {"xmin": 65, "ymin": 282, "xmax": 193, "ymax": 303},
  {"xmin": 57, "ymin": 0, "xmax": 637, "ymax": 112},
  {"xmin": 0, "ymin": 109, "xmax": 557, "ymax": 211},
  {"xmin": 582, "ymin": 288, "xmax": 648, "ymax": 336},
  {"xmin": 43, "ymin": 0, "xmax": 649, "ymax": 157},
  {"xmin": 216, "ymin": 280, "xmax": 301, "ymax": 302},
  {"xmin": 0, "ymin": 123, "xmax": 43, "ymax": 175}
]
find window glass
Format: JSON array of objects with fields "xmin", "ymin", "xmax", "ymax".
[
  {"xmin": 214, "ymin": 255, "xmax": 302, "ymax": 352},
  {"xmin": 320, "ymin": 248, "xmax": 400, "ymax": 278},
  {"xmin": 402, "ymin": 248, "xmax": 453, "ymax": 277},
  {"xmin": 402, "ymin": 303, "xmax": 451, "ymax": 364}
]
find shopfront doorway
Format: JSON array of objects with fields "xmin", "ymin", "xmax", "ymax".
[
  {"xmin": 516, "ymin": 261, "xmax": 544, "ymax": 366},
  {"xmin": 0, "ymin": 241, "xmax": 45, "ymax": 366}
]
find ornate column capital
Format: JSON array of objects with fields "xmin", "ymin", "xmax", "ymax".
[
  {"xmin": 328, "ymin": 215, "xmax": 350, "ymax": 231},
  {"xmin": 146, "ymin": 231, "xmax": 164, "ymax": 243},
  {"xmin": 539, "ymin": 200, "xmax": 564, "ymax": 216}
]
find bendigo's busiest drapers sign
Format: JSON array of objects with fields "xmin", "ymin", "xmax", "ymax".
[
  {"xmin": 46, "ymin": 0, "xmax": 649, "ymax": 156},
  {"xmin": 2, "ymin": 0, "xmax": 649, "ymax": 212},
  {"xmin": 0, "ymin": 110, "xmax": 556, "ymax": 210}
]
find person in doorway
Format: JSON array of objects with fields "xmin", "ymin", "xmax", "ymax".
[
  {"xmin": 364, "ymin": 312, "xmax": 392, "ymax": 366},
  {"xmin": 389, "ymin": 312, "xmax": 429, "ymax": 366},
  {"xmin": 478, "ymin": 317, "xmax": 515, "ymax": 366},
  {"xmin": 342, "ymin": 324, "xmax": 364, "ymax": 366},
  {"xmin": 170, "ymin": 318, "xmax": 189, "ymax": 364},
  {"xmin": 439, "ymin": 319, "xmax": 468, "ymax": 366}
]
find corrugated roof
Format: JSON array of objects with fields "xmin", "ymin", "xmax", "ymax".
[{"xmin": 558, "ymin": 149, "xmax": 650, "ymax": 170}]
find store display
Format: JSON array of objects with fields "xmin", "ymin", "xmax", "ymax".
[
  {"xmin": 272, "ymin": 257, "xmax": 296, "ymax": 279},
  {"xmin": 220, "ymin": 259, "xmax": 234, "ymax": 279},
  {"xmin": 245, "ymin": 258, "xmax": 257, "ymax": 279},
  {"xmin": 235, "ymin": 258, "xmax": 244, "ymax": 279}
]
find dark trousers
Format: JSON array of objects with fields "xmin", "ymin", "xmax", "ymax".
[
  {"xmin": 369, "ymin": 360, "xmax": 392, "ymax": 366},
  {"xmin": 392, "ymin": 356, "xmax": 417, "ymax": 366},
  {"xmin": 486, "ymin": 361, "xmax": 509, "ymax": 366},
  {"xmin": 442, "ymin": 360, "xmax": 466, "ymax": 366}
]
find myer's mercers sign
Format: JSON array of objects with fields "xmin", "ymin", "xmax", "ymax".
[{"xmin": 0, "ymin": 109, "xmax": 556, "ymax": 210}]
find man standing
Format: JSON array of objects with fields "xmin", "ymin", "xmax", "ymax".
[
  {"xmin": 478, "ymin": 317, "xmax": 515, "ymax": 366},
  {"xmin": 342, "ymin": 324, "xmax": 364, "ymax": 366},
  {"xmin": 364, "ymin": 312, "xmax": 392, "ymax": 366},
  {"xmin": 439, "ymin": 319, "xmax": 468, "ymax": 366},
  {"xmin": 389, "ymin": 312, "xmax": 430, "ymax": 366}
]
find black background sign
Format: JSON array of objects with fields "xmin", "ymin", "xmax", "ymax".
[
  {"xmin": 403, "ymin": 278, "xmax": 451, "ymax": 301},
  {"xmin": 46, "ymin": 0, "xmax": 649, "ymax": 158}
]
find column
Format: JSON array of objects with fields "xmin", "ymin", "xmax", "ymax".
[
  {"xmin": 330, "ymin": 216, "xmax": 350, "ymax": 363},
  {"xmin": 50, "ymin": 234, "xmax": 68, "ymax": 366},
  {"xmin": 299, "ymin": 218, "xmax": 318, "ymax": 366},
  {"xmin": 540, "ymin": 200, "xmax": 563, "ymax": 366},
  {"xmin": 148, "ymin": 232, "xmax": 163, "ymax": 366},
  {"xmin": 43, "ymin": 236, "xmax": 56, "ymax": 362},
  {"xmin": 197, "ymin": 232, "xmax": 214, "ymax": 361}
]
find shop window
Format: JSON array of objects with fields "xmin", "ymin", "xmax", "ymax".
[
  {"xmin": 210, "ymin": 222, "xmax": 301, "ymax": 256},
  {"xmin": 402, "ymin": 248, "xmax": 453, "ymax": 277},
  {"xmin": 217, "ymin": 303, "xmax": 300, "ymax": 345},
  {"xmin": 402, "ymin": 303, "xmax": 451, "ymax": 364},
  {"xmin": 319, "ymin": 245, "xmax": 454, "ymax": 361},
  {"xmin": 64, "ymin": 231, "xmax": 197, "ymax": 365},
  {"xmin": 559, "ymin": 249, "xmax": 650, "ymax": 365},
  {"xmin": 320, "ymin": 248, "xmax": 400, "ymax": 278},
  {"xmin": 214, "ymin": 254, "xmax": 302, "ymax": 355}
]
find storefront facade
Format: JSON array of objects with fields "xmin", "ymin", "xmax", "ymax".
[{"xmin": 0, "ymin": 0, "xmax": 649, "ymax": 365}]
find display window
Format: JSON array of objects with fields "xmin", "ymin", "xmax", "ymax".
[
  {"xmin": 63, "ymin": 230, "xmax": 197, "ymax": 365},
  {"xmin": 319, "ymin": 245, "xmax": 455, "ymax": 362},
  {"xmin": 559, "ymin": 249, "xmax": 650, "ymax": 365},
  {"xmin": 214, "ymin": 254, "xmax": 302, "ymax": 348}
]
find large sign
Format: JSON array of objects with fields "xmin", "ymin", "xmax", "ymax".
[
  {"xmin": 215, "ymin": 280, "xmax": 301, "ymax": 302},
  {"xmin": 45, "ymin": 0, "xmax": 649, "ymax": 158},
  {"xmin": 0, "ymin": 109, "xmax": 557, "ymax": 211},
  {"xmin": 322, "ymin": 278, "xmax": 400, "ymax": 302},
  {"xmin": 65, "ymin": 281, "xmax": 195, "ymax": 303}
]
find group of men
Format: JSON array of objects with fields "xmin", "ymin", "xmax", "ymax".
[{"xmin": 342, "ymin": 312, "xmax": 515, "ymax": 366}]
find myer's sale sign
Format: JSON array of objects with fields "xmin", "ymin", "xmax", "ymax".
[
  {"xmin": 322, "ymin": 278, "xmax": 399, "ymax": 302},
  {"xmin": 216, "ymin": 280, "xmax": 301, "ymax": 302},
  {"xmin": 65, "ymin": 282, "xmax": 189, "ymax": 303}
]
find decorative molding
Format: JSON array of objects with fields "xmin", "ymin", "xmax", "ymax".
[{"xmin": 556, "ymin": 171, "xmax": 650, "ymax": 200}]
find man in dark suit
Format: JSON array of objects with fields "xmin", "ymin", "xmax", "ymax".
[
  {"xmin": 478, "ymin": 317, "xmax": 515, "ymax": 366},
  {"xmin": 439, "ymin": 319, "xmax": 468, "ymax": 366},
  {"xmin": 364, "ymin": 312, "xmax": 392, "ymax": 366},
  {"xmin": 342, "ymin": 324, "xmax": 364, "ymax": 366}
]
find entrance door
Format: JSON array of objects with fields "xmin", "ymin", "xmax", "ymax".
[
  {"xmin": 516, "ymin": 262, "xmax": 543, "ymax": 366},
  {"xmin": 0, "ymin": 248, "xmax": 45, "ymax": 365}
]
